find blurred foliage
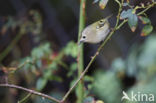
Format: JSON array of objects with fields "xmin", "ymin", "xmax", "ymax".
[
  {"xmin": 1, "ymin": 10, "xmax": 42, "ymax": 36},
  {"xmin": 18, "ymin": 41, "xmax": 79, "ymax": 91},
  {"xmin": 0, "ymin": 10, "xmax": 43, "ymax": 62},
  {"xmin": 92, "ymin": 70, "xmax": 122, "ymax": 103},
  {"xmin": 0, "ymin": 0, "xmax": 156, "ymax": 103},
  {"xmin": 83, "ymin": 96, "xmax": 104, "ymax": 103},
  {"xmin": 34, "ymin": 91, "xmax": 64, "ymax": 103},
  {"xmin": 4, "ymin": 40, "xmax": 94, "ymax": 103},
  {"xmin": 90, "ymin": 34, "xmax": 156, "ymax": 103}
]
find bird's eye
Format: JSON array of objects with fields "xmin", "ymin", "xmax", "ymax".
[
  {"xmin": 99, "ymin": 19, "xmax": 106, "ymax": 24},
  {"xmin": 82, "ymin": 35, "xmax": 86, "ymax": 39},
  {"xmin": 96, "ymin": 20, "xmax": 105, "ymax": 29},
  {"xmin": 99, "ymin": 20, "xmax": 104, "ymax": 23}
]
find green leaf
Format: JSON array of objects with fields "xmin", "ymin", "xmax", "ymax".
[
  {"xmin": 111, "ymin": 58, "xmax": 125, "ymax": 72},
  {"xmin": 43, "ymin": 69, "xmax": 52, "ymax": 79},
  {"xmin": 139, "ymin": 16, "xmax": 151, "ymax": 24},
  {"xmin": 36, "ymin": 59, "xmax": 42, "ymax": 68},
  {"xmin": 64, "ymin": 41, "xmax": 78, "ymax": 58},
  {"xmin": 71, "ymin": 45, "xmax": 78, "ymax": 58},
  {"xmin": 36, "ymin": 77, "xmax": 47, "ymax": 91},
  {"xmin": 83, "ymin": 96, "xmax": 95, "ymax": 103},
  {"xmin": 93, "ymin": 0, "xmax": 99, "ymax": 4},
  {"xmin": 21, "ymin": 57, "xmax": 34, "ymax": 70},
  {"xmin": 67, "ymin": 71, "xmax": 73, "ymax": 77},
  {"xmin": 70, "ymin": 63, "xmax": 77, "ymax": 71},
  {"xmin": 31, "ymin": 43, "xmax": 51, "ymax": 59},
  {"xmin": 84, "ymin": 75, "xmax": 94, "ymax": 82},
  {"xmin": 49, "ymin": 76, "xmax": 62, "ymax": 82},
  {"xmin": 123, "ymin": 3, "xmax": 129, "ymax": 6},
  {"xmin": 127, "ymin": 45, "xmax": 138, "ymax": 77},
  {"xmin": 92, "ymin": 70, "xmax": 121, "ymax": 103},
  {"xmin": 31, "ymin": 47, "xmax": 44, "ymax": 59},
  {"xmin": 138, "ymin": 35, "xmax": 156, "ymax": 69},
  {"xmin": 48, "ymin": 62, "xmax": 57, "ymax": 70},
  {"xmin": 67, "ymin": 63, "xmax": 77, "ymax": 77},
  {"xmin": 41, "ymin": 43, "xmax": 51, "ymax": 55},
  {"xmin": 128, "ymin": 14, "xmax": 138, "ymax": 32},
  {"xmin": 120, "ymin": 9, "xmax": 133, "ymax": 19},
  {"xmin": 141, "ymin": 25, "xmax": 153, "ymax": 36}
]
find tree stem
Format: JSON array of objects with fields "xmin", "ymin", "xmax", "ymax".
[{"xmin": 76, "ymin": 0, "xmax": 86, "ymax": 103}]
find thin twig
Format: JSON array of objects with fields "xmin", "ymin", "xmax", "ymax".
[
  {"xmin": 137, "ymin": 2, "xmax": 156, "ymax": 15},
  {"xmin": 0, "ymin": 84, "xmax": 61, "ymax": 103},
  {"xmin": 0, "ymin": 32, "xmax": 24, "ymax": 63}
]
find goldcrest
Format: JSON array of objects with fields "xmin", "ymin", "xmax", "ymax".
[{"xmin": 79, "ymin": 16, "xmax": 111, "ymax": 44}]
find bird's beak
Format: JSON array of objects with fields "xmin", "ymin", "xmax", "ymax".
[{"xmin": 78, "ymin": 39, "xmax": 84, "ymax": 45}]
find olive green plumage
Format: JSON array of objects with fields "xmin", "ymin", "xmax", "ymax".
[{"xmin": 80, "ymin": 16, "xmax": 111, "ymax": 44}]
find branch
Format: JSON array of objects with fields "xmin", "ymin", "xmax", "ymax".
[
  {"xmin": 0, "ymin": 32, "xmax": 24, "ymax": 63},
  {"xmin": 0, "ymin": 84, "xmax": 61, "ymax": 103},
  {"xmin": 137, "ymin": 2, "xmax": 156, "ymax": 15}
]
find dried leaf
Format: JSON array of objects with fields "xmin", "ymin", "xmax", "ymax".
[
  {"xmin": 99, "ymin": 0, "xmax": 109, "ymax": 9},
  {"xmin": 141, "ymin": 25, "xmax": 153, "ymax": 36},
  {"xmin": 139, "ymin": 16, "xmax": 151, "ymax": 24}
]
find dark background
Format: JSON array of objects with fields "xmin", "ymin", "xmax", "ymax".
[{"xmin": 0, "ymin": 0, "xmax": 156, "ymax": 103}]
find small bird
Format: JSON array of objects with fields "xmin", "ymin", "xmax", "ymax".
[{"xmin": 79, "ymin": 16, "xmax": 111, "ymax": 44}]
